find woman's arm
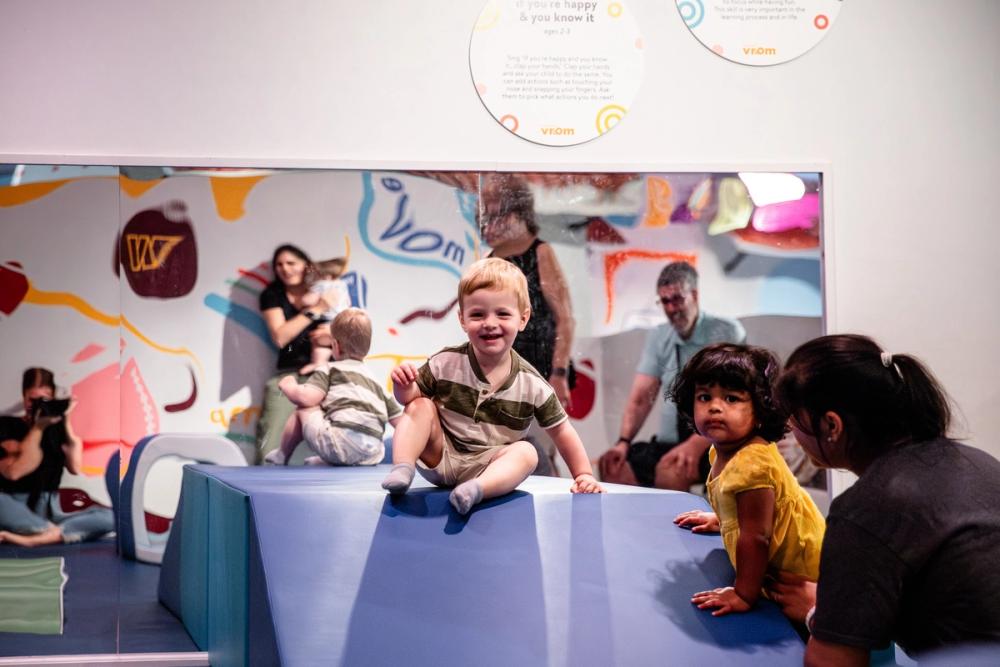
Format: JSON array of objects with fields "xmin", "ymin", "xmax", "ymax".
[
  {"xmin": 61, "ymin": 400, "xmax": 83, "ymax": 475},
  {"xmin": 805, "ymin": 639, "xmax": 868, "ymax": 667},
  {"xmin": 732, "ymin": 487, "xmax": 776, "ymax": 606},
  {"xmin": 536, "ymin": 242, "xmax": 575, "ymax": 377},
  {"xmin": 0, "ymin": 423, "xmax": 49, "ymax": 481},
  {"xmin": 262, "ymin": 305, "xmax": 323, "ymax": 349}
]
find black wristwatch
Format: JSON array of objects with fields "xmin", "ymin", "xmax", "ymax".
[
  {"xmin": 303, "ymin": 309, "xmax": 320, "ymax": 322},
  {"xmin": 616, "ymin": 437, "xmax": 632, "ymax": 446},
  {"xmin": 551, "ymin": 367, "xmax": 568, "ymax": 377}
]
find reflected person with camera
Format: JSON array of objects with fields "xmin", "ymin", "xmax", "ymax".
[{"xmin": 0, "ymin": 368, "xmax": 113, "ymax": 547}]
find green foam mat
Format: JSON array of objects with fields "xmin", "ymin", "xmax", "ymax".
[{"xmin": 0, "ymin": 557, "xmax": 67, "ymax": 635}]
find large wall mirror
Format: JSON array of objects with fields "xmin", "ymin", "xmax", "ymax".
[{"xmin": 0, "ymin": 164, "xmax": 823, "ymax": 660}]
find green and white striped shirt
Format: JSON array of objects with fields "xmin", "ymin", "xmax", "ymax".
[
  {"xmin": 416, "ymin": 343, "xmax": 567, "ymax": 453},
  {"xmin": 306, "ymin": 359, "xmax": 403, "ymax": 439}
]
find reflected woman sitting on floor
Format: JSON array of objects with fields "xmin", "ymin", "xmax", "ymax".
[{"xmin": 0, "ymin": 368, "xmax": 114, "ymax": 547}]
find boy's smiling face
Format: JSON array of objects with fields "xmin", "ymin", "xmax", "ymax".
[{"xmin": 458, "ymin": 287, "xmax": 530, "ymax": 363}]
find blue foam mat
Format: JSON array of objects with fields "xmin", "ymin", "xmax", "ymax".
[
  {"xmin": 0, "ymin": 539, "xmax": 197, "ymax": 656},
  {"xmin": 162, "ymin": 465, "xmax": 804, "ymax": 666}
]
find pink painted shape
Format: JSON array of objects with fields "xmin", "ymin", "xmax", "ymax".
[
  {"xmin": 71, "ymin": 343, "xmax": 106, "ymax": 363},
  {"xmin": 751, "ymin": 193, "xmax": 820, "ymax": 233},
  {"xmin": 70, "ymin": 359, "xmax": 159, "ymax": 466}
]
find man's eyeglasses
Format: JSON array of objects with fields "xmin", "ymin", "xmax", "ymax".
[{"xmin": 657, "ymin": 295, "xmax": 688, "ymax": 308}]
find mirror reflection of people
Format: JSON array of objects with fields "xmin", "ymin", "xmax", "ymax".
[
  {"xmin": 480, "ymin": 174, "xmax": 574, "ymax": 476},
  {"xmin": 599, "ymin": 262, "xmax": 746, "ymax": 489},
  {"xmin": 256, "ymin": 244, "xmax": 334, "ymax": 463},
  {"xmin": 0, "ymin": 368, "xmax": 114, "ymax": 547},
  {"xmin": 768, "ymin": 334, "xmax": 1000, "ymax": 664}
]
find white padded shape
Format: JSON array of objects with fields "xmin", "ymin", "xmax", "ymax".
[{"xmin": 129, "ymin": 433, "xmax": 246, "ymax": 564}]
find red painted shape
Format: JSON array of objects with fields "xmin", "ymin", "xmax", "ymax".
[
  {"xmin": 0, "ymin": 264, "xmax": 29, "ymax": 315},
  {"xmin": 400, "ymin": 297, "xmax": 459, "ymax": 325},
  {"xmin": 164, "ymin": 366, "xmax": 197, "ymax": 412},
  {"xmin": 566, "ymin": 358, "xmax": 596, "ymax": 420}
]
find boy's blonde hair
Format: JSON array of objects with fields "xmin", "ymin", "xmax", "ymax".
[
  {"xmin": 332, "ymin": 308, "xmax": 371, "ymax": 360},
  {"xmin": 314, "ymin": 257, "xmax": 347, "ymax": 280},
  {"xmin": 458, "ymin": 257, "xmax": 530, "ymax": 313}
]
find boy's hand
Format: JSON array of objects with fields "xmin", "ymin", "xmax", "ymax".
[
  {"xmin": 278, "ymin": 375, "xmax": 298, "ymax": 396},
  {"xmin": 571, "ymin": 473, "xmax": 604, "ymax": 494},
  {"xmin": 673, "ymin": 510, "xmax": 720, "ymax": 533},
  {"xmin": 391, "ymin": 363, "xmax": 419, "ymax": 388},
  {"xmin": 691, "ymin": 586, "xmax": 752, "ymax": 616}
]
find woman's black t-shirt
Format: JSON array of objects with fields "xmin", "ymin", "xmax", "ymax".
[
  {"xmin": 497, "ymin": 239, "xmax": 556, "ymax": 378},
  {"xmin": 259, "ymin": 282, "xmax": 315, "ymax": 371}
]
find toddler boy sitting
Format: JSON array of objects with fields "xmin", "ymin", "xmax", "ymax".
[
  {"xmin": 381, "ymin": 257, "xmax": 603, "ymax": 513},
  {"xmin": 265, "ymin": 308, "xmax": 402, "ymax": 466}
]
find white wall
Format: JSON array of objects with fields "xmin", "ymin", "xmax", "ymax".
[{"xmin": 2, "ymin": 1, "xmax": 998, "ymax": 460}]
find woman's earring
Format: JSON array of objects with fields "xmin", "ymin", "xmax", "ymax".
[{"xmin": 826, "ymin": 436, "xmax": 834, "ymax": 442}]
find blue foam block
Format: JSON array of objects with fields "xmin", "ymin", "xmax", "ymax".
[{"xmin": 161, "ymin": 466, "xmax": 805, "ymax": 666}]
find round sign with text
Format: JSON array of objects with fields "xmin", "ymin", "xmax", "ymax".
[
  {"xmin": 470, "ymin": 0, "xmax": 644, "ymax": 146},
  {"xmin": 676, "ymin": 0, "xmax": 842, "ymax": 66}
]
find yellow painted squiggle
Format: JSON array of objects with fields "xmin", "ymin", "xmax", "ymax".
[{"xmin": 23, "ymin": 284, "xmax": 204, "ymax": 376}]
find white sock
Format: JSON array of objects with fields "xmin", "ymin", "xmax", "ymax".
[
  {"xmin": 449, "ymin": 479, "xmax": 484, "ymax": 515},
  {"xmin": 381, "ymin": 463, "xmax": 415, "ymax": 494},
  {"xmin": 304, "ymin": 456, "xmax": 328, "ymax": 466},
  {"xmin": 263, "ymin": 449, "xmax": 287, "ymax": 466}
]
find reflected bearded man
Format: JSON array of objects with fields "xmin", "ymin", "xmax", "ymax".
[{"xmin": 598, "ymin": 261, "xmax": 746, "ymax": 490}]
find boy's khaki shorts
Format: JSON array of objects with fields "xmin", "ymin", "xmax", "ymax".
[
  {"xmin": 416, "ymin": 434, "xmax": 503, "ymax": 487},
  {"xmin": 301, "ymin": 409, "xmax": 384, "ymax": 466}
]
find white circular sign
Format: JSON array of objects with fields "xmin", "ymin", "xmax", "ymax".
[
  {"xmin": 676, "ymin": 0, "xmax": 842, "ymax": 66},
  {"xmin": 470, "ymin": 0, "xmax": 644, "ymax": 146}
]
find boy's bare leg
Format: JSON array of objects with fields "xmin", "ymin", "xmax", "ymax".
[
  {"xmin": 0, "ymin": 524, "xmax": 63, "ymax": 547},
  {"xmin": 450, "ymin": 440, "xmax": 538, "ymax": 514},
  {"xmin": 381, "ymin": 397, "xmax": 445, "ymax": 494},
  {"xmin": 299, "ymin": 344, "xmax": 333, "ymax": 376},
  {"xmin": 265, "ymin": 410, "xmax": 305, "ymax": 465}
]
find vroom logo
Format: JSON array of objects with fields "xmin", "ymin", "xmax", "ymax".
[
  {"xmin": 541, "ymin": 126, "xmax": 576, "ymax": 136},
  {"xmin": 743, "ymin": 46, "xmax": 777, "ymax": 56}
]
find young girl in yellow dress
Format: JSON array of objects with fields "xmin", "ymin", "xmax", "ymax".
[{"xmin": 671, "ymin": 343, "xmax": 825, "ymax": 616}]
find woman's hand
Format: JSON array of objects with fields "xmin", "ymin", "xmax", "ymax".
[
  {"xmin": 570, "ymin": 473, "xmax": 604, "ymax": 494},
  {"xmin": 691, "ymin": 586, "xmax": 752, "ymax": 616},
  {"xmin": 549, "ymin": 374, "xmax": 572, "ymax": 411},
  {"xmin": 308, "ymin": 323, "xmax": 332, "ymax": 348},
  {"xmin": 765, "ymin": 571, "xmax": 817, "ymax": 624},
  {"xmin": 673, "ymin": 510, "xmax": 720, "ymax": 533},
  {"xmin": 33, "ymin": 413, "xmax": 64, "ymax": 430}
]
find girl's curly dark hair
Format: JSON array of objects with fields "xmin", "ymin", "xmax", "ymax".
[{"xmin": 669, "ymin": 343, "xmax": 788, "ymax": 443}]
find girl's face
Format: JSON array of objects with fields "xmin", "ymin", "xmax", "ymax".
[
  {"xmin": 693, "ymin": 383, "xmax": 756, "ymax": 449},
  {"xmin": 274, "ymin": 251, "xmax": 308, "ymax": 287}
]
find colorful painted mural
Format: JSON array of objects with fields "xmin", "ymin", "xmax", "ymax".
[{"xmin": 1, "ymin": 169, "xmax": 822, "ymax": 484}]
